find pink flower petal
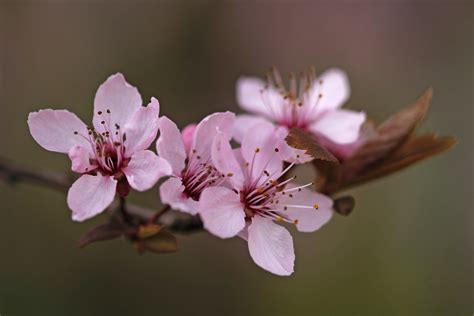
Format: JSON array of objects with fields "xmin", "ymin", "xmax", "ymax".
[
  {"xmin": 156, "ymin": 116, "xmax": 187, "ymax": 176},
  {"xmin": 278, "ymin": 185, "xmax": 333, "ymax": 232},
  {"xmin": 247, "ymin": 216, "xmax": 295, "ymax": 276},
  {"xmin": 191, "ymin": 112, "xmax": 235, "ymax": 162},
  {"xmin": 67, "ymin": 174, "xmax": 117, "ymax": 222},
  {"xmin": 237, "ymin": 224, "xmax": 249, "ymax": 241},
  {"xmin": 236, "ymin": 77, "xmax": 282, "ymax": 119},
  {"xmin": 181, "ymin": 123, "xmax": 197, "ymax": 154},
  {"xmin": 199, "ymin": 186, "xmax": 246, "ymax": 239},
  {"xmin": 276, "ymin": 136, "xmax": 314, "ymax": 164},
  {"xmin": 241, "ymin": 122, "xmax": 282, "ymax": 185},
  {"xmin": 27, "ymin": 109, "xmax": 89, "ymax": 153},
  {"xmin": 93, "ymin": 73, "xmax": 142, "ymax": 133},
  {"xmin": 123, "ymin": 150, "xmax": 171, "ymax": 191},
  {"xmin": 122, "ymin": 97, "xmax": 160, "ymax": 156},
  {"xmin": 211, "ymin": 132, "xmax": 244, "ymax": 188},
  {"xmin": 309, "ymin": 109, "xmax": 366, "ymax": 144},
  {"xmin": 68, "ymin": 145, "xmax": 96, "ymax": 173},
  {"xmin": 159, "ymin": 177, "xmax": 199, "ymax": 215},
  {"xmin": 307, "ymin": 68, "xmax": 350, "ymax": 117},
  {"xmin": 233, "ymin": 114, "xmax": 272, "ymax": 144}
]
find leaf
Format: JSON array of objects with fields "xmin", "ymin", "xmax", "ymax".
[
  {"xmin": 285, "ymin": 128, "xmax": 338, "ymax": 163},
  {"xmin": 137, "ymin": 223, "xmax": 163, "ymax": 239},
  {"xmin": 343, "ymin": 88, "xmax": 433, "ymax": 174},
  {"xmin": 333, "ymin": 195, "xmax": 355, "ymax": 216},
  {"xmin": 77, "ymin": 221, "xmax": 130, "ymax": 248},
  {"xmin": 344, "ymin": 133, "xmax": 457, "ymax": 188},
  {"xmin": 135, "ymin": 227, "xmax": 178, "ymax": 254}
]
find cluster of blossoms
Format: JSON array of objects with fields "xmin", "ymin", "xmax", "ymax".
[{"xmin": 28, "ymin": 69, "xmax": 365, "ymax": 276}]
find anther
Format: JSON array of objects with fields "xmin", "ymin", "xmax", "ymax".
[
  {"xmin": 101, "ymin": 121, "xmax": 105, "ymax": 124},
  {"xmin": 106, "ymin": 109, "xmax": 111, "ymax": 113},
  {"xmin": 293, "ymin": 219, "xmax": 299, "ymax": 225},
  {"xmin": 313, "ymin": 203, "xmax": 319, "ymax": 209},
  {"xmin": 98, "ymin": 111, "xmax": 102, "ymax": 115},
  {"xmin": 274, "ymin": 148, "xmax": 279, "ymax": 152},
  {"xmin": 73, "ymin": 131, "xmax": 78, "ymax": 135},
  {"xmin": 227, "ymin": 172, "xmax": 233, "ymax": 177},
  {"xmin": 255, "ymin": 148, "xmax": 260, "ymax": 153}
]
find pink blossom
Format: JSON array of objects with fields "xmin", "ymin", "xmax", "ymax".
[
  {"xmin": 157, "ymin": 112, "xmax": 235, "ymax": 215},
  {"xmin": 234, "ymin": 68, "xmax": 366, "ymax": 161},
  {"xmin": 27, "ymin": 73, "xmax": 172, "ymax": 221},
  {"xmin": 199, "ymin": 123, "xmax": 333, "ymax": 276}
]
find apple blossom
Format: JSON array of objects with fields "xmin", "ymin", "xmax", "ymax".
[
  {"xmin": 157, "ymin": 112, "xmax": 235, "ymax": 215},
  {"xmin": 234, "ymin": 67, "xmax": 366, "ymax": 161},
  {"xmin": 27, "ymin": 73, "xmax": 171, "ymax": 221},
  {"xmin": 199, "ymin": 123, "xmax": 333, "ymax": 276}
]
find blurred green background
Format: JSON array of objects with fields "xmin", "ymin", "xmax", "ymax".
[{"xmin": 0, "ymin": 1, "xmax": 472, "ymax": 315}]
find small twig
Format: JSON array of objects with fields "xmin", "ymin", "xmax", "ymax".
[
  {"xmin": 118, "ymin": 196, "xmax": 134, "ymax": 225},
  {"xmin": 0, "ymin": 157, "xmax": 71, "ymax": 192},
  {"xmin": 0, "ymin": 157, "xmax": 203, "ymax": 233},
  {"xmin": 148, "ymin": 204, "xmax": 171, "ymax": 224}
]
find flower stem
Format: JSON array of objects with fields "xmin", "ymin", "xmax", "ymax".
[
  {"xmin": 119, "ymin": 196, "xmax": 133, "ymax": 224},
  {"xmin": 149, "ymin": 205, "xmax": 171, "ymax": 224}
]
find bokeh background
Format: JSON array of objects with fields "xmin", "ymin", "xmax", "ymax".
[{"xmin": 0, "ymin": 1, "xmax": 472, "ymax": 315}]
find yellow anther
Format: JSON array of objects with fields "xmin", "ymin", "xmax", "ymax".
[
  {"xmin": 227, "ymin": 172, "xmax": 233, "ymax": 177},
  {"xmin": 313, "ymin": 203, "xmax": 319, "ymax": 209},
  {"xmin": 255, "ymin": 147, "xmax": 260, "ymax": 153}
]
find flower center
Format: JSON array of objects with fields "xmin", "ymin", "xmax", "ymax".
[
  {"xmin": 73, "ymin": 109, "xmax": 129, "ymax": 176},
  {"xmin": 240, "ymin": 147, "xmax": 319, "ymax": 225},
  {"xmin": 181, "ymin": 149, "xmax": 225, "ymax": 200},
  {"xmin": 260, "ymin": 67, "xmax": 325, "ymax": 130}
]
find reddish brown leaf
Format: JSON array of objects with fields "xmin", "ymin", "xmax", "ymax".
[
  {"xmin": 333, "ymin": 195, "xmax": 355, "ymax": 216},
  {"xmin": 343, "ymin": 133, "xmax": 456, "ymax": 188},
  {"xmin": 343, "ymin": 88, "xmax": 433, "ymax": 174},
  {"xmin": 77, "ymin": 222, "xmax": 130, "ymax": 248},
  {"xmin": 137, "ymin": 227, "xmax": 178, "ymax": 254},
  {"xmin": 285, "ymin": 128, "xmax": 338, "ymax": 163},
  {"xmin": 136, "ymin": 223, "xmax": 163, "ymax": 239}
]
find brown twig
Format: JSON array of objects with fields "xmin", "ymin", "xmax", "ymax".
[
  {"xmin": 0, "ymin": 157, "xmax": 203, "ymax": 233},
  {"xmin": 0, "ymin": 157, "xmax": 71, "ymax": 192},
  {"xmin": 148, "ymin": 204, "xmax": 171, "ymax": 224}
]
